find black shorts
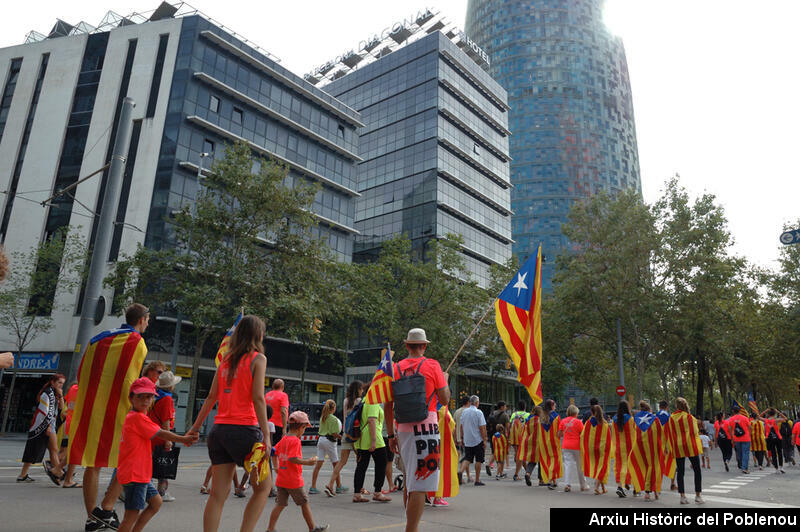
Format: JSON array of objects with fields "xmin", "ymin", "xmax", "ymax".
[
  {"xmin": 207, "ymin": 424, "xmax": 262, "ymax": 467},
  {"xmin": 273, "ymin": 425, "xmax": 284, "ymax": 445},
  {"xmin": 22, "ymin": 432, "xmax": 49, "ymax": 464},
  {"xmin": 463, "ymin": 443, "xmax": 485, "ymax": 464}
]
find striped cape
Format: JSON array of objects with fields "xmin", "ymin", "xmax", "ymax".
[
  {"xmin": 517, "ymin": 416, "xmax": 538, "ymax": 464},
  {"xmin": 508, "ymin": 411, "xmax": 527, "ymax": 446},
  {"xmin": 628, "ymin": 412, "xmax": 666, "ymax": 493},
  {"xmin": 434, "ymin": 406, "xmax": 459, "ymax": 498},
  {"xmin": 665, "ymin": 410, "xmax": 702, "ymax": 459},
  {"xmin": 492, "ymin": 432, "xmax": 509, "ymax": 463},
  {"xmin": 657, "ymin": 410, "xmax": 675, "ymax": 479},
  {"xmin": 68, "ymin": 325, "xmax": 147, "ymax": 468},
  {"xmin": 580, "ymin": 418, "xmax": 613, "ymax": 483},
  {"xmin": 535, "ymin": 411, "xmax": 563, "ymax": 483},
  {"xmin": 611, "ymin": 414, "xmax": 635, "ymax": 485},
  {"xmin": 750, "ymin": 419, "xmax": 767, "ymax": 452}
]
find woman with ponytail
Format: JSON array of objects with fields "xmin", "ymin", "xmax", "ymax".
[
  {"xmin": 310, "ymin": 399, "xmax": 342, "ymax": 496},
  {"xmin": 612, "ymin": 400, "xmax": 635, "ymax": 498}
]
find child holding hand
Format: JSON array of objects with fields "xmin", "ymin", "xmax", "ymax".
[
  {"xmin": 118, "ymin": 377, "xmax": 198, "ymax": 532},
  {"xmin": 267, "ymin": 411, "xmax": 328, "ymax": 532}
]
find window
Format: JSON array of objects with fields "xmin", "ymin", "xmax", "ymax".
[
  {"xmin": 232, "ymin": 106, "xmax": 243, "ymax": 124},
  {"xmin": 473, "ymin": 143, "xmax": 481, "ymax": 156},
  {"xmin": 210, "ymin": 95, "xmax": 220, "ymax": 113},
  {"xmin": 338, "ymin": 124, "xmax": 346, "ymax": 140},
  {"xmin": 203, "ymin": 139, "xmax": 215, "ymax": 155}
]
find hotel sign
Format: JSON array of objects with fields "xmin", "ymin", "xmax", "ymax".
[{"xmin": 13, "ymin": 352, "xmax": 61, "ymax": 371}]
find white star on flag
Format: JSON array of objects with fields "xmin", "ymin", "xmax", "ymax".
[{"xmin": 513, "ymin": 272, "xmax": 528, "ymax": 297}]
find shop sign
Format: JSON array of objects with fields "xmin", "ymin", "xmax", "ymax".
[
  {"xmin": 14, "ymin": 352, "xmax": 60, "ymax": 371},
  {"xmin": 316, "ymin": 383, "xmax": 333, "ymax": 393},
  {"xmin": 174, "ymin": 366, "xmax": 192, "ymax": 378}
]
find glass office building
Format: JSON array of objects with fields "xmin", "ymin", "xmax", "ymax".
[
  {"xmin": 324, "ymin": 31, "xmax": 513, "ymax": 288},
  {"xmin": 466, "ymin": 0, "xmax": 642, "ymax": 289}
]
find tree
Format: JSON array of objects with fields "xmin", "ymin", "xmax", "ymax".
[
  {"xmin": 109, "ymin": 141, "xmax": 327, "ymax": 428},
  {"xmin": 0, "ymin": 228, "xmax": 86, "ymax": 432}
]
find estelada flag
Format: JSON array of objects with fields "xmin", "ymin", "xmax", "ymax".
[
  {"xmin": 68, "ymin": 324, "xmax": 147, "ymax": 467},
  {"xmin": 215, "ymin": 312, "xmax": 243, "ymax": 367},
  {"xmin": 747, "ymin": 391, "xmax": 759, "ymax": 415},
  {"xmin": 656, "ymin": 410, "xmax": 676, "ymax": 479},
  {"xmin": 535, "ymin": 410, "xmax": 563, "ymax": 483},
  {"xmin": 611, "ymin": 413, "xmax": 635, "ymax": 485},
  {"xmin": 732, "ymin": 400, "xmax": 748, "ymax": 416},
  {"xmin": 364, "ymin": 343, "xmax": 394, "ymax": 404},
  {"xmin": 517, "ymin": 415, "xmax": 537, "ymax": 464},
  {"xmin": 628, "ymin": 411, "xmax": 666, "ymax": 493},
  {"xmin": 750, "ymin": 419, "xmax": 767, "ymax": 451},
  {"xmin": 433, "ymin": 405, "xmax": 459, "ymax": 498},
  {"xmin": 495, "ymin": 245, "xmax": 543, "ymax": 405},
  {"xmin": 508, "ymin": 412, "xmax": 527, "ymax": 446},
  {"xmin": 580, "ymin": 417, "xmax": 613, "ymax": 483},
  {"xmin": 492, "ymin": 431, "xmax": 509, "ymax": 463},
  {"xmin": 665, "ymin": 410, "xmax": 702, "ymax": 459}
]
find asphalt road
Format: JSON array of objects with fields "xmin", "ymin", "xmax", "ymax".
[{"xmin": 0, "ymin": 437, "xmax": 797, "ymax": 531}]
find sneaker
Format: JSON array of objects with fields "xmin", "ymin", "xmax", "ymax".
[
  {"xmin": 524, "ymin": 474, "xmax": 532, "ymax": 487},
  {"xmin": 495, "ymin": 475, "xmax": 500, "ymax": 480},
  {"xmin": 90, "ymin": 507, "xmax": 119, "ymax": 531},
  {"xmin": 780, "ymin": 469, "xmax": 786, "ymax": 474},
  {"xmin": 16, "ymin": 475, "xmax": 35, "ymax": 482},
  {"xmin": 85, "ymin": 518, "xmax": 106, "ymax": 531},
  {"xmin": 233, "ymin": 489, "xmax": 246, "ymax": 498},
  {"xmin": 724, "ymin": 461, "xmax": 729, "ymax": 472},
  {"xmin": 500, "ymin": 473, "xmax": 507, "ymax": 478},
  {"xmin": 616, "ymin": 486, "xmax": 626, "ymax": 498},
  {"xmin": 513, "ymin": 474, "xmax": 520, "ymax": 481},
  {"xmin": 324, "ymin": 486, "xmax": 335, "ymax": 497},
  {"xmin": 336, "ymin": 486, "xmax": 349, "ymax": 493},
  {"xmin": 161, "ymin": 492, "xmax": 175, "ymax": 502},
  {"xmin": 458, "ymin": 472, "xmax": 464, "ymax": 485},
  {"xmin": 433, "ymin": 498, "xmax": 449, "ymax": 507},
  {"xmin": 308, "ymin": 487, "xmax": 320, "ymax": 494},
  {"xmin": 485, "ymin": 465, "xmax": 492, "ymax": 476},
  {"xmin": 680, "ymin": 497, "xmax": 690, "ymax": 505},
  {"xmin": 695, "ymin": 495, "xmax": 705, "ymax": 504},
  {"xmin": 474, "ymin": 481, "xmax": 485, "ymax": 486},
  {"xmin": 311, "ymin": 525, "xmax": 329, "ymax": 532}
]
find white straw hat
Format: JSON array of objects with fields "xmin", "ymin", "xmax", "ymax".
[
  {"xmin": 157, "ymin": 370, "xmax": 182, "ymax": 388},
  {"xmin": 405, "ymin": 328, "xmax": 430, "ymax": 344}
]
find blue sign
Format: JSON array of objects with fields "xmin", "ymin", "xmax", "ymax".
[
  {"xmin": 780, "ymin": 229, "xmax": 800, "ymax": 245},
  {"xmin": 13, "ymin": 352, "xmax": 61, "ymax": 371}
]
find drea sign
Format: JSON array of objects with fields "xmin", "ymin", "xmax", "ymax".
[{"xmin": 14, "ymin": 352, "xmax": 61, "ymax": 371}]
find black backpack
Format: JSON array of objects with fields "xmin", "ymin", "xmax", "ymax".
[
  {"xmin": 391, "ymin": 358, "xmax": 435, "ymax": 424},
  {"xmin": 733, "ymin": 420, "xmax": 745, "ymax": 438},
  {"xmin": 717, "ymin": 425, "xmax": 729, "ymax": 440},
  {"xmin": 767, "ymin": 422, "xmax": 780, "ymax": 441},
  {"xmin": 780, "ymin": 421, "xmax": 792, "ymax": 440}
]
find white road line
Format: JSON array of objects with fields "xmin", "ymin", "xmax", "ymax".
[
  {"xmin": 702, "ymin": 489, "xmax": 732, "ymax": 493},
  {"xmin": 719, "ymin": 481, "xmax": 750, "ymax": 485},
  {"xmin": 710, "ymin": 485, "xmax": 737, "ymax": 489},
  {"xmin": 701, "ymin": 495, "xmax": 799, "ymax": 508}
]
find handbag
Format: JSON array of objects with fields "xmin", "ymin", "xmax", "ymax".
[{"xmin": 152, "ymin": 445, "xmax": 181, "ymax": 480}]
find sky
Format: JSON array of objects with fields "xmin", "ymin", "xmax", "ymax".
[{"xmin": 2, "ymin": 0, "xmax": 798, "ymax": 270}]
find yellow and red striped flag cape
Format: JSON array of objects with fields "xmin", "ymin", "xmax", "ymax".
[
  {"xmin": 628, "ymin": 412, "xmax": 666, "ymax": 493},
  {"xmin": 433, "ymin": 406, "xmax": 459, "ymax": 498},
  {"xmin": 508, "ymin": 412, "xmax": 526, "ymax": 446},
  {"xmin": 517, "ymin": 416, "xmax": 537, "ymax": 464},
  {"xmin": 492, "ymin": 432, "xmax": 509, "ymax": 463},
  {"xmin": 750, "ymin": 419, "xmax": 767, "ymax": 451},
  {"xmin": 580, "ymin": 418, "xmax": 613, "ymax": 483},
  {"xmin": 611, "ymin": 414, "xmax": 635, "ymax": 485},
  {"xmin": 214, "ymin": 312, "xmax": 243, "ymax": 367},
  {"xmin": 364, "ymin": 343, "xmax": 394, "ymax": 404},
  {"xmin": 656, "ymin": 410, "xmax": 676, "ymax": 479},
  {"xmin": 535, "ymin": 411, "xmax": 563, "ymax": 483},
  {"xmin": 665, "ymin": 410, "xmax": 702, "ymax": 459},
  {"xmin": 495, "ymin": 245, "xmax": 543, "ymax": 405},
  {"xmin": 68, "ymin": 325, "xmax": 147, "ymax": 467}
]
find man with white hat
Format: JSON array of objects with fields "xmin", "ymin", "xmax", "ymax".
[
  {"xmin": 386, "ymin": 328, "xmax": 450, "ymax": 532},
  {"xmin": 149, "ymin": 370, "xmax": 182, "ymax": 501}
]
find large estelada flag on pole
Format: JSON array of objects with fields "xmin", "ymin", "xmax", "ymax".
[
  {"xmin": 495, "ymin": 244, "xmax": 543, "ymax": 405},
  {"xmin": 68, "ymin": 324, "xmax": 147, "ymax": 467},
  {"xmin": 364, "ymin": 343, "xmax": 394, "ymax": 404},
  {"xmin": 215, "ymin": 312, "xmax": 243, "ymax": 367},
  {"xmin": 747, "ymin": 391, "xmax": 759, "ymax": 415},
  {"xmin": 433, "ymin": 405, "xmax": 459, "ymax": 498}
]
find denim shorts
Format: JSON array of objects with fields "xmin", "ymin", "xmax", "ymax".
[{"xmin": 123, "ymin": 481, "xmax": 160, "ymax": 510}]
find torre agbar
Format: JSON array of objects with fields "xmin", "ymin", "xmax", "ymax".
[{"xmin": 465, "ymin": 0, "xmax": 642, "ymax": 289}]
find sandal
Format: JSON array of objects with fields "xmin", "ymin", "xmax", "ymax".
[
  {"xmin": 62, "ymin": 482, "xmax": 82, "ymax": 488},
  {"xmin": 564, "ymin": 485, "xmax": 571, "ymax": 492},
  {"xmin": 373, "ymin": 493, "xmax": 392, "ymax": 502},
  {"xmin": 352, "ymin": 494, "xmax": 370, "ymax": 503},
  {"xmin": 324, "ymin": 486, "xmax": 335, "ymax": 497},
  {"xmin": 200, "ymin": 486, "xmax": 210, "ymax": 494},
  {"xmin": 594, "ymin": 487, "xmax": 602, "ymax": 495}
]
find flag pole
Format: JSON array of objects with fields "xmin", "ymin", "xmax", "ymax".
[{"xmin": 445, "ymin": 301, "xmax": 494, "ymax": 374}]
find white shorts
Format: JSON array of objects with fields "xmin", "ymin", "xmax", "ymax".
[
  {"xmin": 397, "ymin": 410, "xmax": 440, "ymax": 493},
  {"xmin": 316, "ymin": 437, "xmax": 339, "ymax": 462}
]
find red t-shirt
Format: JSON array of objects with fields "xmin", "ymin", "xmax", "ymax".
[
  {"xmin": 149, "ymin": 394, "xmax": 175, "ymax": 448},
  {"xmin": 792, "ymin": 422, "xmax": 800, "ymax": 445},
  {"xmin": 265, "ymin": 390, "xmax": 290, "ymax": 427},
  {"xmin": 118, "ymin": 411, "xmax": 161, "ymax": 484},
  {"xmin": 215, "ymin": 352, "xmax": 258, "ymax": 426},
  {"xmin": 64, "ymin": 385, "xmax": 78, "ymax": 434},
  {"xmin": 274, "ymin": 434, "xmax": 303, "ymax": 489},
  {"xmin": 764, "ymin": 418, "xmax": 781, "ymax": 440},
  {"xmin": 394, "ymin": 357, "xmax": 447, "ymax": 411},
  {"xmin": 558, "ymin": 416, "xmax": 583, "ymax": 450},
  {"xmin": 729, "ymin": 414, "xmax": 751, "ymax": 443}
]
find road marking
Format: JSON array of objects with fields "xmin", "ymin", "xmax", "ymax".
[
  {"xmin": 702, "ymin": 495, "xmax": 799, "ymax": 508},
  {"xmin": 719, "ymin": 481, "xmax": 750, "ymax": 485},
  {"xmin": 360, "ymin": 523, "xmax": 423, "ymax": 531},
  {"xmin": 703, "ymin": 488, "xmax": 732, "ymax": 493}
]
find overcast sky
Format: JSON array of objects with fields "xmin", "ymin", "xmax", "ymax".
[{"xmin": 2, "ymin": 1, "xmax": 798, "ymax": 270}]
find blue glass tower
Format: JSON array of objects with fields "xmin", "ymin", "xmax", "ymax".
[{"xmin": 465, "ymin": 0, "xmax": 641, "ymax": 289}]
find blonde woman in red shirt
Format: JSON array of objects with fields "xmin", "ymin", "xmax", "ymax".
[{"xmin": 189, "ymin": 315, "xmax": 271, "ymax": 532}]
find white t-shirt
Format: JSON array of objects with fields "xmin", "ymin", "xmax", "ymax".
[
  {"xmin": 268, "ymin": 421, "xmax": 275, "ymax": 434},
  {"xmin": 460, "ymin": 405, "xmax": 486, "ymax": 447},
  {"xmin": 699, "ymin": 434, "xmax": 711, "ymax": 449}
]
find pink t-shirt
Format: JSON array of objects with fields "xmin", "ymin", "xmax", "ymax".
[
  {"xmin": 559, "ymin": 416, "xmax": 583, "ymax": 450},
  {"xmin": 265, "ymin": 390, "xmax": 290, "ymax": 427}
]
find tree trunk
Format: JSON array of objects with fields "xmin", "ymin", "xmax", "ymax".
[
  {"xmin": 695, "ymin": 349, "xmax": 705, "ymax": 418},
  {"xmin": 185, "ymin": 332, "xmax": 208, "ymax": 432},
  {"xmin": 706, "ymin": 365, "xmax": 715, "ymax": 418},
  {"xmin": 716, "ymin": 367, "xmax": 729, "ymax": 412},
  {"xmin": 636, "ymin": 355, "xmax": 645, "ymax": 403},
  {"xmin": 676, "ymin": 359, "xmax": 684, "ymax": 397}
]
